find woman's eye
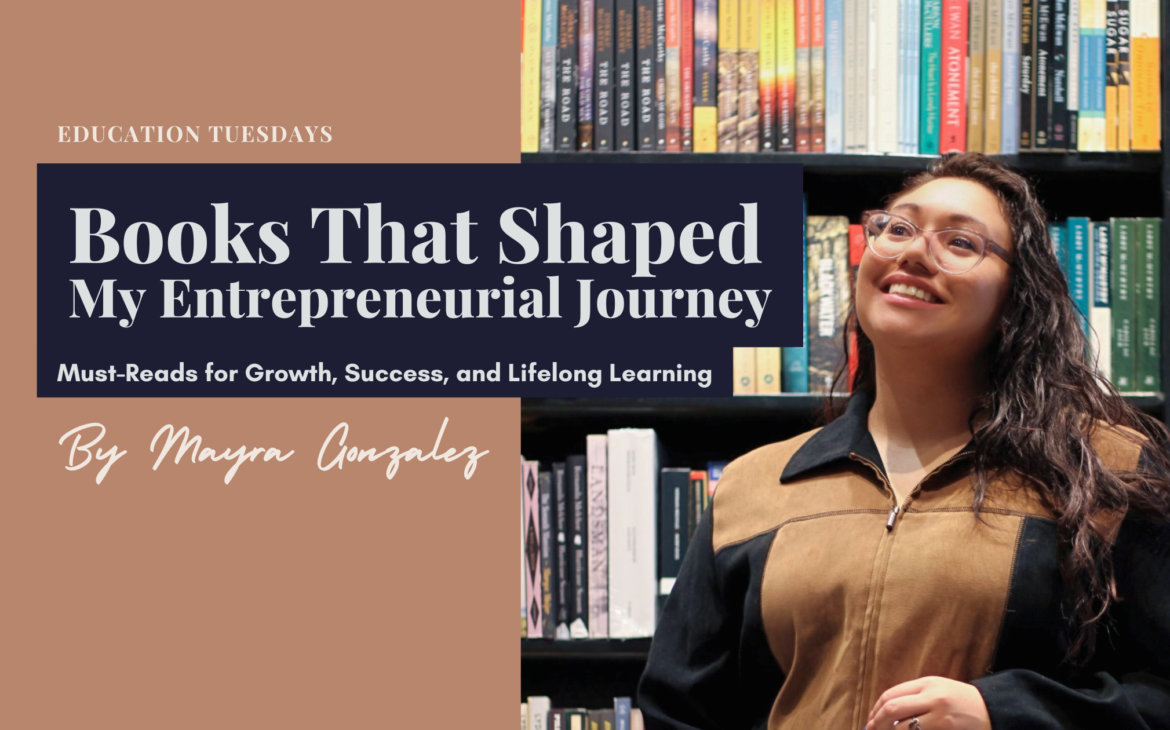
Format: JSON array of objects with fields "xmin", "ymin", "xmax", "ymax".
[
  {"xmin": 889, "ymin": 224, "xmax": 912, "ymax": 236},
  {"xmin": 948, "ymin": 236, "xmax": 977, "ymax": 251}
]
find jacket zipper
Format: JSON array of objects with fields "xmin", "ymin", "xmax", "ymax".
[{"xmin": 850, "ymin": 449, "xmax": 975, "ymax": 531}]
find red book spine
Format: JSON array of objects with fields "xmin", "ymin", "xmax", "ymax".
[
  {"xmin": 666, "ymin": 0, "xmax": 681, "ymax": 150},
  {"xmin": 681, "ymin": 0, "xmax": 695, "ymax": 150},
  {"xmin": 939, "ymin": 0, "xmax": 967, "ymax": 152},
  {"xmin": 810, "ymin": 0, "xmax": 825, "ymax": 151},
  {"xmin": 847, "ymin": 223, "xmax": 865, "ymax": 390},
  {"xmin": 795, "ymin": 0, "xmax": 811, "ymax": 151}
]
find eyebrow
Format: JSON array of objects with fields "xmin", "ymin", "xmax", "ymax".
[{"xmin": 890, "ymin": 202, "xmax": 992, "ymax": 236}]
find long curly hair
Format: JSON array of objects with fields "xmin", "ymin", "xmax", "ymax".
[{"xmin": 828, "ymin": 152, "xmax": 1170, "ymax": 666}]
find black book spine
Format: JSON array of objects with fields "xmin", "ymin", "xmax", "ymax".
[
  {"xmin": 1033, "ymin": 0, "xmax": 1052, "ymax": 148},
  {"xmin": 1051, "ymin": 0, "xmax": 1069, "ymax": 148},
  {"xmin": 538, "ymin": 471, "xmax": 558, "ymax": 639},
  {"xmin": 567, "ymin": 454, "xmax": 589, "ymax": 637},
  {"xmin": 654, "ymin": 0, "xmax": 667, "ymax": 149},
  {"xmin": 556, "ymin": 1, "xmax": 581, "ymax": 150},
  {"xmin": 615, "ymin": 0, "xmax": 637, "ymax": 150},
  {"xmin": 595, "ymin": 0, "xmax": 617, "ymax": 150},
  {"xmin": 1019, "ymin": 0, "xmax": 1035, "ymax": 149},
  {"xmin": 553, "ymin": 462, "xmax": 571, "ymax": 636},
  {"xmin": 636, "ymin": 0, "xmax": 657, "ymax": 148}
]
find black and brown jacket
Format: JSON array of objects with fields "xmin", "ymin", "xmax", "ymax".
[{"xmin": 637, "ymin": 393, "xmax": 1170, "ymax": 730}]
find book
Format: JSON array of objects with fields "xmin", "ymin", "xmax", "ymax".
[
  {"xmin": 1090, "ymin": 221, "xmax": 1113, "ymax": 381},
  {"xmin": 655, "ymin": 0, "xmax": 668, "ymax": 149},
  {"xmin": 553, "ymin": 461, "xmax": 571, "ymax": 638},
  {"xmin": 630, "ymin": 709, "xmax": 644, "ymax": 730},
  {"xmin": 615, "ymin": 698, "xmax": 632, "ymax": 730},
  {"xmin": 681, "ymin": 0, "xmax": 696, "ymax": 149},
  {"xmin": 761, "ymin": 0, "xmax": 779, "ymax": 150},
  {"xmin": 690, "ymin": 470, "xmax": 709, "ymax": 530},
  {"xmin": 778, "ymin": 0, "xmax": 798, "ymax": 149},
  {"xmin": 807, "ymin": 216, "xmax": 850, "ymax": 393},
  {"xmin": 939, "ymin": 0, "xmax": 967, "ymax": 151},
  {"xmin": 1068, "ymin": 0, "xmax": 1081, "ymax": 147},
  {"xmin": 522, "ymin": 0, "xmax": 544, "ymax": 152},
  {"xmin": 795, "ymin": 0, "xmax": 811, "ymax": 150},
  {"xmin": 524, "ymin": 460, "xmax": 544, "ymax": 637},
  {"xmin": 666, "ymin": 0, "xmax": 682, "ymax": 150},
  {"xmin": 523, "ymin": 703, "xmax": 530, "ymax": 730},
  {"xmin": 557, "ymin": 0, "xmax": 582, "ymax": 150},
  {"xmin": 1068, "ymin": 218, "xmax": 1091, "ymax": 338},
  {"xmin": 1035, "ymin": 0, "xmax": 1053, "ymax": 148},
  {"xmin": 757, "ymin": 347, "xmax": 783, "ymax": 392},
  {"xmin": 1116, "ymin": 0, "xmax": 1131, "ymax": 150},
  {"xmin": 538, "ymin": 469, "xmax": 557, "ymax": 638},
  {"xmin": 874, "ymin": 0, "xmax": 897, "ymax": 152},
  {"xmin": 567, "ymin": 454, "xmax": 590, "ymax": 637},
  {"xmin": 968, "ymin": 0, "xmax": 987, "ymax": 152},
  {"xmin": 1078, "ymin": 0, "xmax": 1106, "ymax": 151},
  {"xmin": 596, "ymin": 0, "xmax": 617, "ymax": 150},
  {"xmin": 541, "ymin": 0, "xmax": 561, "ymax": 151},
  {"xmin": 1135, "ymin": 218, "xmax": 1160, "ymax": 390},
  {"xmin": 1110, "ymin": 217, "xmax": 1136, "ymax": 391},
  {"xmin": 529, "ymin": 697, "xmax": 552, "ymax": 730},
  {"xmin": 1129, "ymin": 0, "xmax": 1158, "ymax": 150},
  {"xmin": 1020, "ymin": 0, "xmax": 1036, "ymax": 148},
  {"xmin": 607, "ymin": 429, "xmax": 660, "ymax": 638},
  {"xmin": 1003, "ymin": 0, "xmax": 1021, "ymax": 152},
  {"xmin": 658, "ymin": 468, "xmax": 692, "ymax": 614},
  {"xmin": 521, "ymin": 457, "xmax": 528, "ymax": 637},
  {"xmin": 920, "ymin": 0, "xmax": 942, "ymax": 153},
  {"xmin": 848, "ymin": 223, "xmax": 865, "ymax": 387},
  {"xmin": 694, "ymin": 0, "xmax": 719, "ymax": 151},
  {"xmin": 810, "ymin": 0, "xmax": 826, "ymax": 150},
  {"xmin": 986, "ymin": 0, "xmax": 1004, "ymax": 152},
  {"xmin": 733, "ymin": 346, "xmax": 757, "ymax": 393},
  {"xmin": 617, "ymin": 0, "xmax": 638, "ymax": 150},
  {"xmin": 708, "ymin": 461, "xmax": 728, "ymax": 496},
  {"xmin": 738, "ymin": 0, "xmax": 762, "ymax": 151},
  {"xmin": 636, "ymin": 0, "xmax": 657, "ymax": 148},
  {"xmin": 580, "ymin": 0, "xmax": 597, "ymax": 149},
  {"xmin": 1052, "ymin": 0, "xmax": 1071, "ymax": 147},
  {"xmin": 718, "ymin": 0, "xmax": 742, "ymax": 151},
  {"xmin": 586, "ymin": 434, "xmax": 609, "ymax": 638},
  {"xmin": 1105, "ymin": 0, "xmax": 1119, "ymax": 150},
  {"xmin": 905, "ymin": 0, "xmax": 921, "ymax": 153},
  {"xmin": 783, "ymin": 194, "xmax": 810, "ymax": 393}
]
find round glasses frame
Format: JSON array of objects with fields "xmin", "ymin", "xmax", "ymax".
[{"xmin": 860, "ymin": 209, "xmax": 1015, "ymax": 274}]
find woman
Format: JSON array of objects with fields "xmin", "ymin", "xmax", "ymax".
[{"xmin": 636, "ymin": 153, "xmax": 1170, "ymax": 730}]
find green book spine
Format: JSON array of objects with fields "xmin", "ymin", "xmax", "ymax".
[
  {"xmin": 919, "ymin": 0, "xmax": 942, "ymax": 153},
  {"xmin": 1110, "ymin": 217, "xmax": 1136, "ymax": 391},
  {"xmin": 1135, "ymin": 218, "xmax": 1161, "ymax": 391}
]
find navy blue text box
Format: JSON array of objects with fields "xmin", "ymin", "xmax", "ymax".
[{"xmin": 38, "ymin": 163, "xmax": 804, "ymax": 396}]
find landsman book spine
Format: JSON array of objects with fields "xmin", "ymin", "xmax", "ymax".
[
  {"xmin": 694, "ymin": 0, "xmax": 718, "ymax": 151},
  {"xmin": 595, "ymin": 0, "xmax": 616, "ymax": 150},
  {"xmin": 567, "ymin": 454, "xmax": 589, "ymax": 637},
  {"xmin": 665, "ymin": 0, "xmax": 682, "ymax": 150},
  {"xmin": 580, "ymin": 0, "xmax": 596, "ymax": 148},
  {"xmin": 1135, "ymin": 218, "xmax": 1160, "ymax": 390},
  {"xmin": 777, "ymin": 0, "xmax": 797, "ymax": 150},
  {"xmin": 738, "ymin": 0, "xmax": 762, "ymax": 152},
  {"xmin": 522, "ymin": 0, "xmax": 544, "ymax": 152},
  {"xmin": 553, "ymin": 461, "xmax": 571, "ymax": 638},
  {"xmin": 760, "ymin": 0, "xmax": 778, "ymax": 150},
  {"xmin": 538, "ymin": 468, "xmax": 557, "ymax": 638},
  {"xmin": 636, "ymin": 0, "xmax": 657, "ymax": 148},
  {"xmin": 1034, "ymin": 0, "xmax": 1053, "ymax": 148},
  {"xmin": 1110, "ymin": 217, "xmax": 1135, "ymax": 391},
  {"xmin": 806, "ymin": 216, "xmax": 851, "ymax": 393},
  {"xmin": 717, "ymin": 0, "xmax": 741, "ymax": 151},
  {"xmin": 655, "ymin": 0, "xmax": 668, "ymax": 149},
  {"xmin": 1052, "ymin": 0, "xmax": 1070, "ymax": 148},
  {"xmin": 586, "ymin": 434, "xmax": 608, "ymax": 638},
  {"xmin": 541, "ymin": 0, "xmax": 561, "ymax": 151},
  {"xmin": 616, "ymin": 0, "xmax": 637, "ymax": 150},
  {"xmin": 920, "ymin": 0, "xmax": 942, "ymax": 153},
  {"xmin": 1020, "ymin": 0, "xmax": 1036, "ymax": 148},
  {"xmin": 680, "ymin": 0, "xmax": 695, "ymax": 149},
  {"xmin": 557, "ymin": 0, "xmax": 581, "ymax": 150},
  {"xmin": 795, "ymin": 0, "xmax": 811, "ymax": 150}
]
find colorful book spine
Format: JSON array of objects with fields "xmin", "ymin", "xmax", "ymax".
[
  {"xmin": 580, "ymin": 0, "xmax": 596, "ymax": 148},
  {"xmin": 897, "ymin": 0, "xmax": 908, "ymax": 152},
  {"xmin": 596, "ymin": 0, "xmax": 617, "ymax": 150},
  {"xmin": 718, "ymin": 0, "xmax": 741, "ymax": 151},
  {"xmin": 1116, "ymin": 0, "xmax": 1131, "ymax": 150},
  {"xmin": 1129, "ymin": 0, "xmax": 1158, "ymax": 150},
  {"xmin": 806, "ymin": 216, "xmax": 850, "ymax": 394},
  {"xmin": 655, "ymin": 0, "xmax": 668, "ymax": 149},
  {"xmin": 968, "ymin": 0, "xmax": 987, "ymax": 151},
  {"xmin": 521, "ymin": 456, "xmax": 527, "ymax": 637},
  {"xmin": 733, "ymin": 347, "xmax": 757, "ymax": 393},
  {"xmin": 1035, "ymin": 0, "xmax": 1053, "ymax": 148},
  {"xmin": 586, "ymin": 434, "xmax": 609, "ymax": 638},
  {"xmin": 557, "ymin": 0, "xmax": 581, "ymax": 150},
  {"xmin": 985, "ymin": 0, "xmax": 1003, "ymax": 152},
  {"xmin": 1050, "ymin": 223, "xmax": 1069, "ymax": 281},
  {"xmin": 541, "ymin": 1, "xmax": 561, "ymax": 151},
  {"xmin": 778, "ymin": 0, "xmax": 798, "ymax": 149},
  {"xmin": 616, "ymin": 0, "xmax": 637, "ymax": 150},
  {"xmin": 795, "ymin": 0, "xmax": 811, "ymax": 150},
  {"xmin": 666, "ymin": 0, "xmax": 682, "ymax": 150},
  {"xmin": 1068, "ymin": 0, "xmax": 1081, "ymax": 146},
  {"xmin": 783, "ymin": 195, "xmax": 810, "ymax": 393},
  {"xmin": 920, "ymin": 0, "xmax": 942, "ymax": 153},
  {"xmin": 708, "ymin": 461, "xmax": 728, "ymax": 497},
  {"xmin": 756, "ymin": 347, "xmax": 782, "ymax": 392},
  {"xmin": 1003, "ymin": 0, "xmax": 1021, "ymax": 152},
  {"xmin": 523, "ymin": 0, "xmax": 544, "ymax": 152},
  {"xmin": 689, "ymin": 470, "xmax": 707, "ymax": 536},
  {"xmin": 1052, "ymin": 0, "xmax": 1071, "ymax": 147},
  {"xmin": 1110, "ymin": 218, "xmax": 1135, "ymax": 391},
  {"xmin": 637, "ymin": 0, "xmax": 657, "ymax": 148},
  {"xmin": 1090, "ymin": 221, "xmax": 1112, "ymax": 382},
  {"xmin": 1078, "ymin": 0, "xmax": 1106, "ymax": 150},
  {"xmin": 552, "ymin": 461, "xmax": 571, "ymax": 638},
  {"xmin": 1104, "ymin": 0, "xmax": 1119, "ymax": 150},
  {"xmin": 847, "ymin": 223, "xmax": 865, "ymax": 388},
  {"xmin": 810, "ymin": 0, "xmax": 826, "ymax": 150},
  {"xmin": 695, "ymin": 0, "xmax": 719, "ymax": 151},
  {"xmin": 537, "ymin": 467, "xmax": 555, "ymax": 637},
  {"xmin": 1020, "ymin": 0, "xmax": 1036, "ymax": 148},
  {"xmin": 1135, "ymin": 218, "xmax": 1160, "ymax": 390},
  {"xmin": 738, "ymin": 0, "xmax": 762, "ymax": 151},
  {"xmin": 681, "ymin": 0, "xmax": 695, "ymax": 149},
  {"xmin": 567, "ymin": 454, "xmax": 589, "ymax": 637},
  {"xmin": 825, "ymin": 0, "xmax": 844, "ymax": 151},
  {"xmin": 761, "ymin": 0, "xmax": 779, "ymax": 150},
  {"xmin": 1068, "ymin": 218, "xmax": 1091, "ymax": 339},
  {"xmin": 940, "ymin": 0, "xmax": 967, "ymax": 152}
]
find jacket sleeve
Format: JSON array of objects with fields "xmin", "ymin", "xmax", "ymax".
[
  {"xmin": 971, "ymin": 485, "xmax": 1170, "ymax": 728},
  {"xmin": 636, "ymin": 504, "xmax": 744, "ymax": 730}
]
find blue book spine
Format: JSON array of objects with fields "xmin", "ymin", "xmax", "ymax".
[
  {"xmin": 614, "ymin": 698, "xmax": 631, "ymax": 730},
  {"xmin": 919, "ymin": 0, "xmax": 942, "ymax": 153},
  {"xmin": 908, "ymin": 0, "xmax": 921, "ymax": 150},
  {"xmin": 783, "ymin": 195, "xmax": 810, "ymax": 393},
  {"xmin": 826, "ymin": 0, "xmax": 845, "ymax": 152},
  {"xmin": 1002, "ymin": 0, "xmax": 1020, "ymax": 152},
  {"xmin": 897, "ymin": 0, "xmax": 908, "ymax": 152},
  {"xmin": 1069, "ymin": 218, "xmax": 1091, "ymax": 338},
  {"xmin": 1050, "ymin": 223, "xmax": 1068, "ymax": 284}
]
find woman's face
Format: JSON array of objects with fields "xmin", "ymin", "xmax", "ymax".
[{"xmin": 855, "ymin": 177, "xmax": 1015, "ymax": 360}]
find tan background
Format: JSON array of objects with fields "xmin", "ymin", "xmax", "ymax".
[{"xmin": 1, "ymin": 2, "xmax": 518, "ymax": 727}]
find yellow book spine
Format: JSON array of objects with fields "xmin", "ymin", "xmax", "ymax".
[
  {"xmin": 1129, "ymin": 0, "xmax": 1160, "ymax": 150},
  {"xmin": 521, "ymin": 0, "xmax": 544, "ymax": 152},
  {"xmin": 733, "ymin": 347, "xmax": 757, "ymax": 394},
  {"xmin": 755, "ymin": 347, "xmax": 782, "ymax": 393},
  {"xmin": 718, "ymin": 0, "xmax": 741, "ymax": 151},
  {"xmin": 695, "ymin": 107, "xmax": 720, "ymax": 150}
]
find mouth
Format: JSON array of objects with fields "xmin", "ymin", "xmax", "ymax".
[{"xmin": 882, "ymin": 282, "xmax": 943, "ymax": 304}]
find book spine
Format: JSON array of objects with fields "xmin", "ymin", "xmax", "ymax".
[
  {"xmin": 656, "ymin": 0, "xmax": 668, "ymax": 148},
  {"xmin": 1135, "ymin": 218, "xmax": 1160, "ymax": 390},
  {"xmin": 761, "ymin": 0, "xmax": 779, "ymax": 150},
  {"xmin": 1020, "ymin": 0, "xmax": 1036, "ymax": 148},
  {"xmin": 1068, "ymin": 0, "xmax": 1081, "ymax": 147},
  {"xmin": 615, "ymin": 699, "xmax": 632, "ymax": 730},
  {"xmin": 1104, "ymin": 0, "xmax": 1119, "ymax": 149},
  {"xmin": 537, "ymin": 469, "xmax": 556, "ymax": 637},
  {"xmin": 1052, "ymin": 0, "xmax": 1070, "ymax": 147},
  {"xmin": 807, "ymin": 216, "xmax": 850, "ymax": 393},
  {"xmin": 1129, "ymin": 0, "xmax": 1156, "ymax": 149},
  {"xmin": 907, "ymin": 0, "xmax": 921, "ymax": 152},
  {"xmin": 1091, "ymin": 222, "xmax": 1112, "ymax": 381},
  {"xmin": 939, "ymin": 0, "xmax": 968, "ymax": 151},
  {"xmin": 606, "ymin": 429, "xmax": 659, "ymax": 638},
  {"xmin": 657, "ymin": 469, "xmax": 691, "ymax": 618},
  {"xmin": 689, "ymin": 471, "xmax": 707, "ymax": 535},
  {"xmin": 695, "ymin": 0, "xmax": 719, "ymax": 150},
  {"xmin": 529, "ymin": 697, "xmax": 552, "ymax": 730},
  {"xmin": 968, "ymin": 0, "xmax": 987, "ymax": 151},
  {"xmin": 795, "ymin": 0, "xmax": 811, "ymax": 150},
  {"xmin": 920, "ymin": 0, "xmax": 942, "ymax": 153},
  {"xmin": 778, "ymin": 0, "xmax": 797, "ymax": 149},
  {"xmin": 541, "ymin": 1, "xmax": 561, "ymax": 151},
  {"xmin": 1111, "ymin": 218, "xmax": 1135, "ymax": 391},
  {"xmin": 847, "ymin": 223, "xmax": 865, "ymax": 388},
  {"xmin": 557, "ymin": 1, "xmax": 581, "ymax": 150},
  {"xmin": 738, "ymin": 0, "xmax": 762, "ymax": 151},
  {"xmin": 733, "ymin": 347, "xmax": 757, "ymax": 393},
  {"xmin": 856, "ymin": 0, "xmax": 871, "ymax": 150},
  {"xmin": 1035, "ymin": 0, "xmax": 1053, "ymax": 147},
  {"xmin": 825, "ymin": 0, "xmax": 843, "ymax": 150},
  {"xmin": 866, "ymin": 0, "xmax": 878, "ymax": 150},
  {"xmin": 1077, "ymin": 0, "xmax": 1105, "ymax": 151},
  {"xmin": 616, "ymin": 0, "xmax": 638, "ymax": 150},
  {"xmin": 843, "ymin": 0, "xmax": 857, "ymax": 151},
  {"xmin": 580, "ymin": 0, "xmax": 596, "ymax": 148},
  {"xmin": 718, "ymin": 0, "xmax": 741, "ymax": 151},
  {"xmin": 637, "ymin": 0, "xmax": 657, "ymax": 148},
  {"xmin": 523, "ymin": 0, "xmax": 545, "ymax": 152},
  {"xmin": 756, "ymin": 347, "xmax": 783, "ymax": 392},
  {"xmin": 681, "ymin": 0, "xmax": 695, "ymax": 149},
  {"xmin": 524, "ymin": 461, "xmax": 541, "ymax": 637},
  {"xmin": 521, "ymin": 456, "xmax": 527, "ymax": 637},
  {"xmin": 586, "ymin": 434, "xmax": 609, "ymax": 638},
  {"xmin": 985, "ymin": 0, "xmax": 1003, "ymax": 152},
  {"xmin": 1069, "ymin": 218, "xmax": 1091, "ymax": 340},
  {"xmin": 666, "ymin": 0, "xmax": 682, "ymax": 150},
  {"xmin": 567, "ymin": 454, "xmax": 589, "ymax": 637},
  {"xmin": 1116, "ymin": 0, "xmax": 1130, "ymax": 150},
  {"xmin": 898, "ymin": 0, "xmax": 909, "ymax": 152},
  {"xmin": 874, "ymin": 0, "xmax": 899, "ymax": 152},
  {"xmin": 553, "ymin": 462, "xmax": 571, "ymax": 638},
  {"xmin": 1050, "ymin": 223, "xmax": 1069, "ymax": 282},
  {"xmin": 596, "ymin": 0, "xmax": 617, "ymax": 150},
  {"xmin": 1003, "ymin": 0, "xmax": 1021, "ymax": 152},
  {"xmin": 810, "ymin": 0, "xmax": 826, "ymax": 150},
  {"xmin": 783, "ymin": 194, "xmax": 810, "ymax": 393}
]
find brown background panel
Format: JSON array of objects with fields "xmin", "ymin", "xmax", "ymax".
[{"xmin": 1, "ymin": 2, "xmax": 518, "ymax": 728}]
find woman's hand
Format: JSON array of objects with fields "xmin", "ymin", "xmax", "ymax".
[{"xmin": 865, "ymin": 676, "xmax": 991, "ymax": 730}]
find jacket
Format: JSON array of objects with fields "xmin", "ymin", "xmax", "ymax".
[{"xmin": 636, "ymin": 392, "xmax": 1170, "ymax": 730}]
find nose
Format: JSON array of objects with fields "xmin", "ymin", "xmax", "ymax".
[{"xmin": 896, "ymin": 229, "xmax": 936, "ymax": 272}]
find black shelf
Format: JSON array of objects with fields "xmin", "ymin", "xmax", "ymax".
[{"xmin": 522, "ymin": 638, "xmax": 652, "ymax": 660}]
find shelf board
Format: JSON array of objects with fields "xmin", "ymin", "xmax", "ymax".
[
  {"xmin": 522, "ymin": 638, "xmax": 652, "ymax": 660},
  {"xmin": 521, "ymin": 151, "xmax": 1163, "ymax": 174}
]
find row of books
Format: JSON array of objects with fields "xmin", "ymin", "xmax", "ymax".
[
  {"xmin": 518, "ymin": 0, "xmax": 1162, "ymax": 154},
  {"xmin": 522, "ymin": 698, "xmax": 643, "ymax": 730},
  {"xmin": 737, "ymin": 213, "xmax": 1162, "ymax": 395},
  {"xmin": 520, "ymin": 432, "xmax": 724, "ymax": 639}
]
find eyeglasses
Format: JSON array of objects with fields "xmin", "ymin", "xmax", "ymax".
[{"xmin": 860, "ymin": 210, "xmax": 1015, "ymax": 274}]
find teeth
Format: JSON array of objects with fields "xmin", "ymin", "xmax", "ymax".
[{"xmin": 888, "ymin": 283, "xmax": 938, "ymax": 303}]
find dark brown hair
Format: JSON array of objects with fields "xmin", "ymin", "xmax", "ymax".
[{"xmin": 830, "ymin": 152, "xmax": 1170, "ymax": 665}]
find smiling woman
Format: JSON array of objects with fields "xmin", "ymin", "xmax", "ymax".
[{"xmin": 636, "ymin": 153, "xmax": 1170, "ymax": 730}]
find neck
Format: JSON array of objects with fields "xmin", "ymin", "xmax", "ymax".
[{"xmin": 868, "ymin": 346, "xmax": 986, "ymax": 448}]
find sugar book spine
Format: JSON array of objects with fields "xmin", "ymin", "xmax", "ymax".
[
  {"xmin": 1034, "ymin": 0, "xmax": 1053, "ymax": 148},
  {"xmin": 665, "ymin": 0, "xmax": 682, "ymax": 150},
  {"xmin": 596, "ymin": 0, "xmax": 617, "ymax": 150},
  {"xmin": 523, "ymin": 0, "xmax": 544, "ymax": 152},
  {"xmin": 538, "ymin": 469, "xmax": 557, "ymax": 637},
  {"xmin": 1069, "ymin": 218, "xmax": 1091, "ymax": 339},
  {"xmin": 656, "ymin": 0, "xmax": 668, "ymax": 148},
  {"xmin": 1110, "ymin": 218, "xmax": 1136, "ymax": 391},
  {"xmin": 939, "ymin": 0, "xmax": 968, "ymax": 151},
  {"xmin": 637, "ymin": 0, "xmax": 657, "ymax": 148},
  {"xmin": 586, "ymin": 434, "xmax": 609, "ymax": 638},
  {"xmin": 541, "ymin": 0, "xmax": 562, "ymax": 151},
  {"xmin": 552, "ymin": 461, "xmax": 571, "ymax": 638},
  {"xmin": 694, "ymin": 0, "xmax": 719, "ymax": 151},
  {"xmin": 806, "ymin": 216, "xmax": 850, "ymax": 393},
  {"xmin": 718, "ymin": 0, "xmax": 742, "ymax": 151},
  {"xmin": 1135, "ymin": 218, "xmax": 1160, "ymax": 391},
  {"xmin": 1020, "ymin": 0, "xmax": 1036, "ymax": 148},
  {"xmin": 1052, "ymin": 0, "xmax": 1070, "ymax": 147},
  {"xmin": 1091, "ymin": 221, "xmax": 1112, "ymax": 381},
  {"xmin": 1104, "ymin": 0, "xmax": 1119, "ymax": 150},
  {"xmin": 920, "ymin": 0, "xmax": 942, "ymax": 153},
  {"xmin": 985, "ymin": 0, "xmax": 1003, "ymax": 152},
  {"xmin": 681, "ymin": 0, "xmax": 695, "ymax": 149},
  {"xmin": 795, "ymin": 0, "xmax": 811, "ymax": 150},
  {"xmin": 617, "ymin": 0, "xmax": 637, "ymax": 150},
  {"xmin": 777, "ymin": 0, "xmax": 797, "ymax": 149},
  {"xmin": 580, "ymin": 0, "xmax": 596, "ymax": 148},
  {"xmin": 738, "ymin": 0, "xmax": 762, "ymax": 151},
  {"xmin": 1115, "ymin": 0, "xmax": 1129, "ymax": 150},
  {"xmin": 760, "ymin": 0, "xmax": 779, "ymax": 150},
  {"xmin": 810, "ymin": 0, "xmax": 826, "ymax": 150},
  {"xmin": 524, "ymin": 460, "xmax": 541, "ymax": 637},
  {"xmin": 557, "ymin": 0, "xmax": 581, "ymax": 150},
  {"xmin": 824, "ymin": 0, "xmax": 842, "ymax": 152},
  {"xmin": 1003, "ymin": 0, "xmax": 1021, "ymax": 152},
  {"xmin": 1128, "ymin": 0, "xmax": 1156, "ymax": 150},
  {"xmin": 567, "ymin": 454, "xmax": 589, "ymax": 637}
]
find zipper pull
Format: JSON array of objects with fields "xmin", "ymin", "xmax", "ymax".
[{"xmin": 885, "ymin": 505, "xmax": 900, "ymax": 530}]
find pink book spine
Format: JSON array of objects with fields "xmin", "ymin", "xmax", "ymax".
[
  {"xmin": 939, "ymin": 0, "xmax": 968, "ymax": 152},
  {"xmin": 523, "ymin": 460, "xmax": 542, "ymax": 637}
]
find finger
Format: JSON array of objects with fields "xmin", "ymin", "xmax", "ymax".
[
  {"xmin": 868, "ymin": 678, "xmax": 933, "ymax": 724},
  {"xmin": 867, "ymin": 694, "xmax": 935, "ymax": 730}
]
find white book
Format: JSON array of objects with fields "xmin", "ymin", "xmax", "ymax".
[
  {"xmin": 866, "ymin": 0, "xmax": 879, "ymax": 151},
  {"xmin": 607, "ymin": 428, "xmax": 660, "ymax": 638},
  {"xmin": 586, "ymin": 434, "xmax": 609, "ymax": 638},
  {"xmin": 826, "ymin": 0, "xmax": 845, "ymax": 151},
  {"xmin": 844, "ymin": 0, "xmax": 857, "ymax": 151},
  {"xmin": 907, "ymin": 0, "xmax": 921, "ymax": 151},
  {"xmin": 1090, "ymin": 221, "xmax": 1113, "ymax": 383},
  {"xmin": 1068, "ymin": 0, "xmax": 1080, "ymax": 121},
  {"xmin": 528, "ymin": 697, "xmax": 551, "ymax": 730},
  {"xmin": 1002, "ymin": 0, "xmax": 1020, "ymax": 152},
  {"xmin": 522, "ymin": 703, "xmax": 529, "ymax": 730},
  {"xmin": 897, "ymin": 0, "xmax": 908, "ymax": 152},
  {"xmin": 875, "ymin": 0, "xmax": 899, "ymax": 152}
]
